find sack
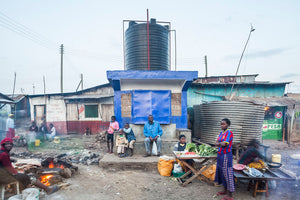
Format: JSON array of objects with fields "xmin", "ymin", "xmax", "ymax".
[
  {"xmin": 173, "ymin": 162, "xmax": 183, "ymax": 173},
  {"xmin": 157, "ymin": 158, "xmax": 174, "ymax": 176},
  {"xmin": 152, "ymin": 141, "xmax": 158, "ymax": 155},
  {"xmin": 198, "ymin": 164, "xmax": 216, "ymax": 181}
]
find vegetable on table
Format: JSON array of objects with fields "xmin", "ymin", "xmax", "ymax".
[{"xmin": 185, "ymin": 143, "xmax": 218, "ymax": 156}]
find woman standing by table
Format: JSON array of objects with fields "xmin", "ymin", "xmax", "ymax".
[{"xmin": 215, "ymin": 118, "xmax": 235, "ymax": 200}]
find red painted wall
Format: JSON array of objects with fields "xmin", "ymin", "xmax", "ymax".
[
  {"xmin": 47, "ymin": 121, "xmax": 67, "ymax": 135},
  {"xmin": 66, "ymin": 121, "xmax": 110, "ymax": 134},
  {"xmin": 47, "ymin": 121, "xmax": 110, "ymax": 135}
]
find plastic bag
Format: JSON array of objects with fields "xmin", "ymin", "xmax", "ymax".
[
  {"xmin": 157, "ymin": 157, "xmax": 174, "ymax": 176},
  {"xmin": 22, "ymin": 188, "xmax": 40, "ymax": 200},
  {"xmin": 173, "ymin": 163, "xmax": 183, "ymax": 173},
  {"xmin": 152, "ymin": 141, "xmax": 158, "ymax": 155}
]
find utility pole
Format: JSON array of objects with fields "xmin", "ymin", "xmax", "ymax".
[
  {"xmin": 12, "ymin": 72, "xmax": 16, "ymax": 99},
  {"xmin": 81, "ymin": 73, "xmax": 83, "ymax": 91},
  {"xmin": 32, "ymin": 83, "xmax": 35, "ymax": 95},
  {"xmin": 229, "ymin": 25, "xmax": 255, "ymax": 99},
  {"xmin": 43, "ymin": 76, "xmax": 46, "ymax": 105},
  {"xmin": 60, "ymin": 44, "xmax": 64, "ymax": 93},
  {"xmin": 204, "ymin": 55, "xmax": 208, "ymax": 77}
]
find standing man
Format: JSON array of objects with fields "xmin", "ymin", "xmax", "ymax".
[
  {"xmin": 6, "ymin": 114, "xmax": 15, "ymax": 139},
  {"xmin": 143, "ymin": 115, "xmax": 163, "ymax": 157}
]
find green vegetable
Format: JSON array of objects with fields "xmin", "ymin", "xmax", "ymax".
[
  {"xmin": 185, "ymin": 143, "xmax": 217, "ymax": 156},
  {"xmin": 197, "ymin": 144, "xmax": 217, "ymax": 156},
  {"xmin": 185, "ymin": 143, "xmax": 197, "ymax": 152}
]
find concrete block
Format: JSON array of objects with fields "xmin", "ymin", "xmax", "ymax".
[{"xmin": 129, "ymin": 124, "xmax": 176, "ymax": 140}]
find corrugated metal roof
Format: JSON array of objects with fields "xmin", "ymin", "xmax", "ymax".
[
  {"xmin": 28, "ymin": 83, "xmax": 111, "ymax": 97},
  {"xmin": 226, "ymin": 97, "xmax": 300, "ymax": 106},
  {"xmin": 64, "ymin": 94, "xmax": 113, "ymax": 100},
  {"xmin": 0, "ymin": 93, "xmax": 14, "ymax": 104},
  {"xmin": 192, "ymin": 81, "xmax": 291, "ymax": 86}
]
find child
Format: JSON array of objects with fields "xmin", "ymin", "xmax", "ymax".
[
  {"xmin": 85, "ymin": 127, "xmax": 91, "ymax": 136},
  {"xmin": 116, "ymin": 129, "xmax": 128, "ymax": 158},
  {"xmin": 174, "ymin": 135, "xmax": 194, "ymax": 172},
  {"xmin": 123, "ymin": 123, "xmax": 136, "ymax": 156},
  {"xmin": 174, "ymin": 134, "xmax": 187, "ymax": 151},
  {"xmin": 107, "ymin": 116, "xmax": 119, "ymax": 153}
]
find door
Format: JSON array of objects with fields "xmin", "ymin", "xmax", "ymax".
[
  {"xmin": 101, "ymin": 104, "xmax": 114, "ymax": 121},
  {"xmin": 34, "ymin": 105, "xmax": 46, "ymax": 127}
]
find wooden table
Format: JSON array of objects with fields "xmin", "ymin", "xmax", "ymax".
[
  {"xmin": 234, "ymin": 168, "xmax": 296, "ymax": 197},
  {"xmin": 174, "ymin": 151, "xmax": 217, "ymax": 187}
]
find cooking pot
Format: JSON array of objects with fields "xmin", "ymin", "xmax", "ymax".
[{"xmin": 267, "ymin": 162, "xmax": 282, "ymax": 169}]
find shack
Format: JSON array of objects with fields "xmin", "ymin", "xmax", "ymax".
[
  {"xmin": 28, "ymin": 83, "xmax": 114, "ymax": 134},
  {"xmin": 189, "ymin": 74, "xmax": 295, "ymax": 142}
]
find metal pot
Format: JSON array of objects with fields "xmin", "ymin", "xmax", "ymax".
[{"xmin": 267, "ymin": 162, "xmax": 282, "ymax": 169}]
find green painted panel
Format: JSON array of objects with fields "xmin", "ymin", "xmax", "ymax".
[
  {"xmin": 262, "ymin": 106, "xmax": 284, "ymax": 140},
  {"xmin": 85, "ymin": 105, "xmax": 99, "ymax": 118}
]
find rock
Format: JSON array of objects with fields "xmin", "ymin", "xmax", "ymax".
[{"xmin": 60, "ymin": 168, "xmax": 72, "ymax": 178}]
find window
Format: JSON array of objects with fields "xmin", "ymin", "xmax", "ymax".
[
  {"xmin": 132, "ymin": 90, "xmax": 171, "ymax": 124},
  {"xmin": 85, "ymin": 105, "xmax": 98, "ymax": 118}
]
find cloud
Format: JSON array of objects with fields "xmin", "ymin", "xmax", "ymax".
[
  {"xmin": 225, "ymin": 48, "xmax": 290, "ymax": 60},
  {"xmin": 280, "ymin": 73, "xmax": 300, "ymax": 79}
]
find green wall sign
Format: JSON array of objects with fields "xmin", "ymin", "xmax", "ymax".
[{"xmin": 262, "ymin": 106, "xmax": 284, "ymax": 140}]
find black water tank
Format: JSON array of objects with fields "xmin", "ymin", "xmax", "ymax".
[{"xmin": 125, "ymin": 19, "xmax": 169, "ymax": 70}]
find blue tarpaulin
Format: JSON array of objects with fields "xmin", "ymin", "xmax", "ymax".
[{"xmin": 132, "ymin": 90, "xmax": 171, "ymax": 124}]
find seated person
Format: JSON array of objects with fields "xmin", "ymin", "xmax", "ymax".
[
  {"xmin": 116, "ymin": 129, "xmax": 128, "ymax": 158},
  {"xmin": 238, "ymin": 139, "xmax": 265, "ymax": 165},
  {"xmin": 174, "ymin": 135, "xmax": 194, "ymax": 171},
  {"xmin": 46, "ymin": 123, "xmax": 56, "ymax": 139},
  {"xmin": 174, "ymin": 134, "xmax": 187, "ymax": 151},
  {"xmin": 143, "ymin": 115, "xmax": 163, "ymax": 157},
  {"xmin": 0, "ymin": 138, "xmax": 58, "ymax": 194},
  {"xmin": 85, "ymin": 127, "xmax": 91, "ymax": 136},
  {"xmin": 123, "ymin": 123, "xmax": 136, "ymax": 156}
]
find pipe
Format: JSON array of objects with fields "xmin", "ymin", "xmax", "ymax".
[
  {"xmin": 169, "ymin": 30, "xmax": 177, "ymax": 71},
  {"xmin": 123, "ymin": 20, "xmax": 125, "ymax": 70},
  {"xmin": 147, "ymin": 9, "xmax": 150, "ymax": 71}
]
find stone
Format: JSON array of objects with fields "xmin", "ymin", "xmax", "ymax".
[{"xmin": 60, "ymin": 168, "xmax": 72, "ymax": 178}]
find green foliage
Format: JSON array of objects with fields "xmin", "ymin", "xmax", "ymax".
[{"xmin": 295, "ymin": 111, "xmax": 300, "ymax": 119}]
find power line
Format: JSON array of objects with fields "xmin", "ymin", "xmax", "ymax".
[
  {"xmin": 0, "ymin": 21, "xmax": 55, "ymax": 50},
  {"xmin": 0, "ymin": 11, "xmax": 57, "ymax": 46},
  {"xmin": 0, "ymin": 11, "xmax": 57, "ymax": 50}
]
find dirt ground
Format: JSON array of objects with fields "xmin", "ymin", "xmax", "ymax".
[{"xmin": 7, "ymin": 136, "xmax": 300, "ymax": 200}]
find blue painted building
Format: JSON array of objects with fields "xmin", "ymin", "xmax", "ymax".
[{"xmin": 107, "ymin": 70, "xmax": 198, "ymax": 129}]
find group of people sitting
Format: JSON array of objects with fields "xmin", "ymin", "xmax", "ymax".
[
  {"xmin": 106, "ymin": 115, "xmax": 163, "ymax": 158},
  {"xmin": 28, "ymin": 121, "xmax": 56, "ymax": 140}
]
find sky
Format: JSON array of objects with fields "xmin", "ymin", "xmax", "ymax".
[{"xmin": 0, "ymin": 0, "xmax": 299, "ymax": 95}]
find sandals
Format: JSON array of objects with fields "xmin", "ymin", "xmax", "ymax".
[{"xmin": 47, "ymin": 185, "xmax": 59, "ymax": 194}]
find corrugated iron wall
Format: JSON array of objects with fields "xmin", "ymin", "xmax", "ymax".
[{"xmin": 193, "ymin": 101, "xmax": 265, "ymax": 145}]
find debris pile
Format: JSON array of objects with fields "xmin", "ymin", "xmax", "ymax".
[{"xmin": 12, "ymin": 149, "xmax": 101, "ymax": 166}]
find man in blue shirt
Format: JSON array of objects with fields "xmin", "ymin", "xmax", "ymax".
[{"xmin": 143, "ymin": 115, "xmax": 163, "ymax": 157}]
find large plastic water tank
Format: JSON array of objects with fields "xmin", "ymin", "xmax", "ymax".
[{"xmin": 125, "ymin": 18, "xmax": 169, "ymax": 70}]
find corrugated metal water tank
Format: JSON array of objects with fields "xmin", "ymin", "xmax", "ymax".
[
  {"xmin": 193, "ymin": 101, "xmax": 265, "ymax": 145},
  {"xmin": 125, "ymin": 18, "xmax": 169, "ymax": 70}
]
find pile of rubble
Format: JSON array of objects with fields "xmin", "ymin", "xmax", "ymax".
[{"xmin": 12, "ymin": 149, "xmax": 101, "ymax": 166}]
